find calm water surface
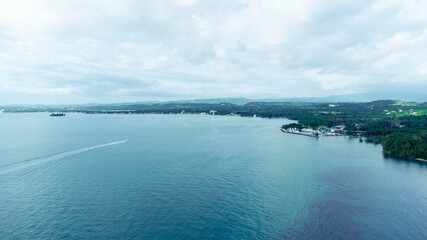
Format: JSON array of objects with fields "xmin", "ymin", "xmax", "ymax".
[{"xmin": 0, "ymin": 113, "xmax": 426, "ymax": 239}]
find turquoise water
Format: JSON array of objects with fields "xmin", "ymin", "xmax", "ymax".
[{"xmin": 0, "ymin": 113, "xmax": 426, "ymax": 239}]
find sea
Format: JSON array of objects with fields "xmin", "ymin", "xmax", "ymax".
[{"xmin": 0, "ymin": 113, "xmax": 426, "ymax": 239}]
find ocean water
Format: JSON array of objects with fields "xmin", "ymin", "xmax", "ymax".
[{"xmin": 0, "ymin": 113, "xmax": 426, "ymax": 239}]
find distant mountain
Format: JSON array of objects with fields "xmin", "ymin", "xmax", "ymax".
[
  {"xmin": 2, "ymin": 91, "xmax": 425, "ymax": 108},
  {"xmin": 0, "ymin": 101, "xmax": 162, "ymax": 109},
  {"xmin": 167, "ymin": 98, "xmax": 253, "ymax": 105},
  {"xmin": 268, "ymin": 91, "xmax": 427, "ymax": 103},
  {"xmin": 167, "ymin": 91, "xmax": 427, "ymax": 104}
]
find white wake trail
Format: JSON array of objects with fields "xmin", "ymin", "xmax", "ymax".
[{"xmin": 0, "ymin": 139, "xmax": 128, "ymax": 176}]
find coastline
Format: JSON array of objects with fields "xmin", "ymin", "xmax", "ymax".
[
  {"xmin": 280, "ymin": 128, "xmax": 319, "ymax": 138},
  {"xmin": 4, "ymin": 111, "xmax": 425, "ymax": 162}
]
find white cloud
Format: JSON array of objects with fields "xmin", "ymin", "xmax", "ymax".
[{"xmin": 0, "ymin": 0, "xmax": 426, "ymax": 104}]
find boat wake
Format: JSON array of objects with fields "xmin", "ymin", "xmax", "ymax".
[{"xmin": 0, "ymin": 139, "xmax": 128, "ymax": 176}]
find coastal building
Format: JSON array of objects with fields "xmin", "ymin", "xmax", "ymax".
[
  {"xmin": 355, "ymin": 130, "xmax": 367, "ymax": 137},
  {"xmin": 331, "ymin": 126, "xmax": 346, "ymax": 135}
]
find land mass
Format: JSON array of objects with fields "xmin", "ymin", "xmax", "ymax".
[{"xmin": 3, "ymin": 100, "xmax": 426, "ymax": 160}]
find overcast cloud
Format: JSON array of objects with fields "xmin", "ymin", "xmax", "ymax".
[{"xmin": 0, "ymin": 0, "xmax": 426, "ymax": 104}]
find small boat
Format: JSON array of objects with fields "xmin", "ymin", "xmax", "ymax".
[{"xmin": 50, "ymin": 113, "xmax": 66, "ymax": 117}]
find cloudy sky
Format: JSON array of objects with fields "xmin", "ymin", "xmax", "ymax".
[{"xmin": 1, "ymin": 0, "xmax": 427, "ymax": 104}]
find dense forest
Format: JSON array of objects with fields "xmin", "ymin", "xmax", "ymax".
[{"xmin": 5, "ymin": 100, "xmax": 426, "ymax": 160}]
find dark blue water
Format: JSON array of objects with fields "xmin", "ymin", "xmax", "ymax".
[{"xmin": 0, "ymin": 113, "xmax": 426, "ymax": 239}]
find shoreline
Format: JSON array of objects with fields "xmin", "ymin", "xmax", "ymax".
[
  {"xmin": 280, "ymin": 128, "xmax": 319, "ymax": 138},
  {"xmin": 3, "ymin": 111, "xmax": 425, "ymax": 163}
]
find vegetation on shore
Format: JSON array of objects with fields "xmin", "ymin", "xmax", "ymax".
[{"xmin": 4, "ymin": 100, "xmax": 426, "ymax": 160}]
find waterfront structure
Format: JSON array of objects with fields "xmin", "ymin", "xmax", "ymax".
[{"xmin": 50, "ymin": 113, "xmax": 66, "ymax": 117}]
